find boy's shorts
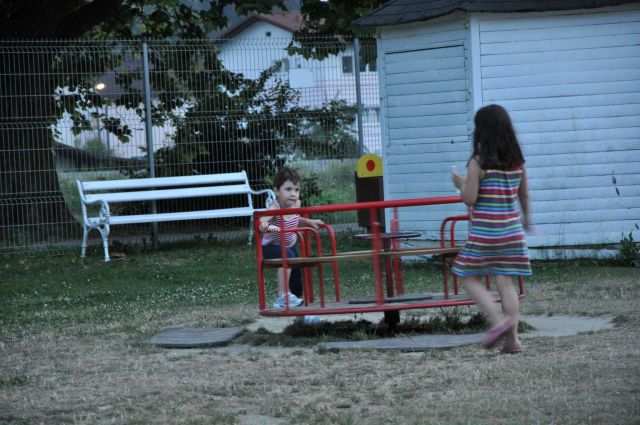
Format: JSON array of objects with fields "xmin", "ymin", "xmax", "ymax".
[{"xmin": 262, "ymin": 244, "xmax": 303, "ymax": 297}]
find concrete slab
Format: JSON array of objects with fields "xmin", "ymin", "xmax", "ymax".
[
  {"xmin": 320, "ymin": 332, "xmax": 484, "ymax": 352},
  {"xmin": 246, "ymin": 312, "xmax": 386, "ymax": 333},
  {"xmin": 318, "ymin": 314, "xmax": 616, "ymax": 352},
  {"xmin": 148, "ymin": 315, "xmax": 615, "ymax": 353},
  {"xmin": 520, "ymin": 314, "xmax": 615, "ymax": 338},
  {"xmin": 147, "ymin": 326, "xmax": 244, "ymax": 348}
]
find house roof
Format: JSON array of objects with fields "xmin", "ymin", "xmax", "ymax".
[
  {"xmin": 216, "ymin": 11, "xmax": 303, "ymax": 39},
  {"xmin": 353, "ymin": 0, "xmax": 640, "ymax": 26},
  {"xmin": 52, "ymin": 142, "xmax": 145, "ymax": 167}
]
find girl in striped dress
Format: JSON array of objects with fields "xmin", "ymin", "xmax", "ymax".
[
  {"xmin": 451, "ymin": 104, "xmax": 532, "ymax": 354},
  {"xmin": 259, "ymin": 168, "xmax": 324, "ymax": 310}
]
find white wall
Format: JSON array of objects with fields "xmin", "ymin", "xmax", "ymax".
[
  {"xmin": 475, "ymin": 5, "xmax": 640, "ymax": 247},
  {"xmin": 377, "ymin": 6, "xmax": 640, "ymax": 248},
  {"xmin": 218, "ymin": 22, "xmax": 293, "ymax": 80},
  {"xmin": 378, "ymin": 14, "xmax": 473, "ymax": 240}
]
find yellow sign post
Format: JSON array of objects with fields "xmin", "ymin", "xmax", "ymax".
[
  {"xmin": 355, "ymin": 154, "xmax": 384, "ymax": 230},
  {"xmin": 356, "ymin": 153, "xmax": 383, "ymax": 178}
]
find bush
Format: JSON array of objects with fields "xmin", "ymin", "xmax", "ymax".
[{"xmin": 618, "ymin": 231, "xmax": 640, "ymax": 267}]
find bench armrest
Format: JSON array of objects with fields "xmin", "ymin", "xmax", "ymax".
[
  {"xmin": 76, "ymin": 181, "xmax": 110, "ymax": 224},
  {"xmin": 250, "ymin": 188, "xmax": 276, "ymax": 208},
  {"xmin": 84, "ymin": 198, "xmax": 111, "ymax": 223}
]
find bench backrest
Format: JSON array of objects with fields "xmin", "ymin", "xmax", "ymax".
[
  {"xmin": 76, "ymin": 171, "xmax": 274, "ymax": 215},
  {"xmin": 79, "ymin": 171, "xmax": 250, "ymax": 193}
]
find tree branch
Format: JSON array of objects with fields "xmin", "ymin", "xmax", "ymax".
[{"xmin": 52, "ymin": 0, "xmax": 126, "ymax": 38}]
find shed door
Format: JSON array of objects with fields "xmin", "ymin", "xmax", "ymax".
[{"xmin": 383, "ymin": 45, "xmax": 469, "ymax": 237}]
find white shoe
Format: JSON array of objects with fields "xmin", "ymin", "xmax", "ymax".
[
  {"xmin": 302, "ymin": 316, "xmax": 324, "ymax": 325},
  {"xmin": 272, "ymin": 292, "xmax": 303, "ymax": 309}
]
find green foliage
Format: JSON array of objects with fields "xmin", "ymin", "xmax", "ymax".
[
  {"xmin": 299, "ymin": 173, "xmax": 323, "ymax": 206},
  {"xmin": 0, "ymin": 375, "xmax": 28, "ymax": 388},
  {"xmin": 1, "ymin": 1, "xmax": 286, "ymax": 39},
  {"xmin": 289, "ymin": 0, "xmax": 384, "ymax": 60},
  {"xmin": 77, "ymin": 136, "xmax": 112, "ymax": 158},
  {"xmin": 297, "ymin": 100, "xmax": 359, "ymax": 159},
  {"xmin": 618, "ymin": 231, "xmax": 640, "ymax": 267},
  {"xmin": 293, "ymin": 160, "xmax": 357, "ymax": 223}
]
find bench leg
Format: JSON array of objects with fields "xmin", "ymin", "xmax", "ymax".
[
  {"xmin": 81, "ymin": 225, "xmax": 89, "ymax": 258},
  {"xmin": 97, "ymin": 224, "xmax": 111, "ymax": 262},
  {"xmin": 247, "ymin": 219, "xmax": 254, "ymax": 245}
]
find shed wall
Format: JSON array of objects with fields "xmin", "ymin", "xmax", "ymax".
[
  {"xmin": 378, "ymin": 5, "xmax": 640, "ymax": 248},
  {"xmin": 378, "ymin": 15, "xmax": 473, "ymax": 240},
  {"xmin": 477, "ymin": 6, "xmax": 640, "ymax": 247}
]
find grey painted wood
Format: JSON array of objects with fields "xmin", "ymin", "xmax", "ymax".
[
  {"xmin": 479, "ymin": 9, "xmax": 639, "ymax": 246},
  {"xmin": 376, "ymin": 5, "xmax": 640, "ymax": 250},
  {"xmin": 147, "ymin": 326, "xmax": 244, "ymax": 348}
]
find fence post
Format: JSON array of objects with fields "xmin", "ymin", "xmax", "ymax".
[
  {"xmin": 353, "ymin": 36, "xmax": 365, "ymax": 156},
  {"xmin": 142, "ymin": 38, "xmax": 160, "ymax": 250}
]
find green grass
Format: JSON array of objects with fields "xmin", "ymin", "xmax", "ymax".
[
  {"xmin": 1, "ymin": 236, "xmax": 637, "ymax": 333},
  {"xmin": 2, "ymin": 240, "xmax": 639, "ymax": 425}
]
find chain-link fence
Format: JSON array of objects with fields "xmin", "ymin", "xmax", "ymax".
[{"xmin": 0, "ymin": 36, "xmax": 381, "ymax": 254}]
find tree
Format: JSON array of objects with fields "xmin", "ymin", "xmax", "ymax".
[
  {"xmin": 289, "ymin": 0, "xmax": 386, "ymax": 60},
  {"xmin": 0, "ymin": 0, "xmax": 284, "ymax": 230},
  {"xmin": 0, "ymin": 0, "xmax": 364, "ymax": 234}
]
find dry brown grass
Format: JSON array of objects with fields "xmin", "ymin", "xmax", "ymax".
[{"xmin": 2, "ymin": 272, "xmax": 640, "ymax": 424}]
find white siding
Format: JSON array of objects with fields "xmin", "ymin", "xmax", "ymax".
[
  {"xmin": 379, "ymin": 16, "xmax": 472, "ymax": 239},
  {"xmin": 218, "ymin": 22, "xmax": 292, "ymax": 80},
  {"xmin": 218, "ymin": 24, "xmax": 382, "ymax": 153},
  {"xmin": 478, "ymin": 6, "xmax": 640, "ymax": 246}
]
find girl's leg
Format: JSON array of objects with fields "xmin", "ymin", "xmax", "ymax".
[
  {"xmin": 495, "ymin": 275, "xmax": 520, "ymax": 346},
  {"xmin": 462, "ymin": 276, "xmax": 502, "ymax": 328}
]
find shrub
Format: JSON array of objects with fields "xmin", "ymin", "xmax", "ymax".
[{"xmin": 618, "ymin": 231, "xmax": 640, "ymax": 267}]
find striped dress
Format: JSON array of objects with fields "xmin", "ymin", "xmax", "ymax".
[{"xmin": 452, "ymin": 166, "xmax": 532, "ymax": 277}]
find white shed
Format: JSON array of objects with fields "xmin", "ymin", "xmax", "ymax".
[{"xmin": 355, "ymin": 0, "xmax": 640, "ymax": 255}]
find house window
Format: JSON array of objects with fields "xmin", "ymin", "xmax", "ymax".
[
  {"xmin": 358, "ymin": 60, "xmax": 377, "ymax": 72},
  {"xmin": 359, "ymin": 46, "xmax": 377, "ymax": 72},
  {"xmin": 265, "ymin": 31, "xmax": 272, "ymax": 37},
  {"xmin": 367, "ymin": 59, "xmax": 377, "ymax": 72},
  {"xmin": 342, "ymin": 56, "xmax": 353, "ymax": 74}
]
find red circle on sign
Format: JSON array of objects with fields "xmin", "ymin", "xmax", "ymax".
[{"xmin": 366, "ymin": 159, "xmax": 376, "ymax": 172}]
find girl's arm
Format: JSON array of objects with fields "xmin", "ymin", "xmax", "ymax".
[
  {"xmin": 452, "ymin": 157, "xmax": 483, "ymax": 206},
  {"xmin": 518, "ymin": 167, "xmax": 531, "ymax": 230}
]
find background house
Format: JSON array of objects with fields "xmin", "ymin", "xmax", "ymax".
[
  {"xmin": 355, "ymin": 0, "xmax": 640, "ymax": 255},
  {"xmin": 217, "ymin": 11, "xmax": 382, "ymax": 153}
]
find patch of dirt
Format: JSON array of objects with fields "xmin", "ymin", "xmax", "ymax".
[{"xmin": 1, "ymin": 279, "xmax": 639, "ymax": 424}]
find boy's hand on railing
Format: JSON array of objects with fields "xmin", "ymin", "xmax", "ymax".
[
  {"xmin": 305, "ymin": 218, "xmax": 324, "ymax": 229},
  {"xmin": 259, "ymin": 221, "xmax": 280, "ymax": 233}
]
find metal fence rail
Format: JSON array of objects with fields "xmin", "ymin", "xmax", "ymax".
[{"xmin": 0, "ymin": 37, "xmax": 380, "ymax": 254}]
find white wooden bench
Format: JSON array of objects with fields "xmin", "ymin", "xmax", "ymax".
[{"xmin": 77, "ymin": 171, "xmax": 275, "ymax": 261}]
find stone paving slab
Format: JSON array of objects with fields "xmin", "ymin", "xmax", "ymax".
[
  {"xmin": 320, "ymin": 332, "xmax": 484, "ymax": 352},
  {"xmin": 519, "ymin": 314, "xmax": 615, "ymax": 338},
  {"xmin": 317, "ymin": 315, "xmax": 616, "ymax": 352},
  {"xmin": 148, "ymin": 315, "xmax": 615, "ymax": 353},
  {"xmin": 147, "ymin": 326, "xmax": 244, "ymax": 348}
]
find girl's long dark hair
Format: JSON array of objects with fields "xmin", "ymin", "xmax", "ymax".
[{"xmin": 472, "ymin": 104, "xmax": 525, "ymax": 169}]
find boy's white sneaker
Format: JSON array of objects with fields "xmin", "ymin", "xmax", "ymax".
[
  {"xmin": 302, "ymin": 316, "xmax": 324, "ymax": 325},
  {"xmin": 272, "ymin": 292, "xmax": 303, "ymax": 309}
]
